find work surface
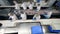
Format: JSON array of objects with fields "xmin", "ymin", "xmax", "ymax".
[{"xmin": 0, "ymin": 19, "xmax": 60, "ymax": 30}]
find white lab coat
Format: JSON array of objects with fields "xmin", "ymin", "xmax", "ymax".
[
  {"xmin": 37, "ymin": 6, "xmax": 41, "ymax": 11},
  {"xmin": 44, "ymin": 11, "xmax": 52, "ymax": 18},
  {"xmin": 15, "ymin": 3, "xmax": 20, "ymax": 10},
  {"xmin": 21, "ymin": 13, "xmax": 26, "ymax": 20},
  {"xmin": 21, "ymin": 2, "xmax": 27, "ymax": 10},
  {"xmin": 14, "ymin": 3, "xmax": 21, "ymax": 15},
  {"xmin": 28, "ymin": 3, "xmax": 33, "ymax": 10},
  {"xmin": 46, "ymin": 11, "xmax": 52, "ymax": 18}
]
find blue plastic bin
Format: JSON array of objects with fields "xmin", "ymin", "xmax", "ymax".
[
  {"xmin": 48, "ymin": 26, "xmax": 60, "ymax": 33},
  {"xmin": 31, "ymin": 26, "xmax": 43, "ymax": 34}
]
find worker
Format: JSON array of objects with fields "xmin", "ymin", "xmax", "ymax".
[
  {"xmin": 21, "ymin": 2, "xmax": 27, "ymax": 10},
  {"xmin": 28, "ymin": 2, "xmax": 34, "ymax": 10},
  {"xmin": 13, "ymin": 0, "xmax": 21, "ymax": 19},
  {"xmin": 33, "ymin": 3, "xmax": 41, "ymax": 20},
  {"xmin": 37, "ymin": 4, "xmax": 41, "ymax": 11},
  {"xmin": 13, "ymin": 0, "xmax": 20, "ymax": 10},
  {"xmin": 43, "ymin": 11, "xmax": 52, "ymax": 19},
  {"xmin": 20, "ymin": 11, "xmax": 26, "ymax": 20},
  {"xmin": 8, "ymin": 13, "xmax": 18, "ymax": 21},
  {"xmin": 33, "ymin": 13, "xmax": 41, "ymax": 20}
]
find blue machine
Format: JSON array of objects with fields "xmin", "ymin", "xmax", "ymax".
[
  {"xmin": 37, "ymin": 0, "xmax": 41, "ymax": 3},
  {"xmin": 48, "ymin": 26, "xmax": 60, "ymax": 33},
  {"xmin": 31, "ymin": 26, "xmax": 43, "ymax": 34}
]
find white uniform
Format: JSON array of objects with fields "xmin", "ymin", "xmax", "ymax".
[
  {"xmin": 44, "ymin": 11, "xmax": 52, "ymax": 18},
  {"xmin": 15, "ymin": 3, "xmax": 20, "ymax": 10},
  {"xmin": 46, "ymin": 11, "xmax": 52, "ymax": 18},
  {"xmin": 21, "ymin": 13, "xmax": 26, "ymax": 20},
  {"xmin": 37, "ymin": 6, "xmax": 41, "ymax": 11},
  {"xmin": 21, "ymin": 2, "xmax": 27, "ymax": 10},
  {"xmin": 14, "ymin": 3, "xmax": 20, "ymax": 15},
  {"xmin": 29, "ymin": 3, "xmax": 33, "ymax": 10}
]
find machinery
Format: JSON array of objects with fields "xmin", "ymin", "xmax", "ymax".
[{"xmin": 0, "ymin": 0, "xmax": 60, "ymax": 34}]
